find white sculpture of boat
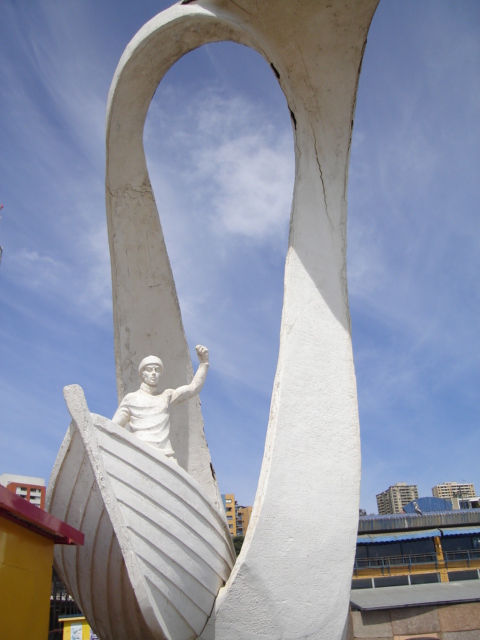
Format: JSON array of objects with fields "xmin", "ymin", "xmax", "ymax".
[{"xmin": 47, "ymin": 384, "xmax": 235, "ymax": 640}]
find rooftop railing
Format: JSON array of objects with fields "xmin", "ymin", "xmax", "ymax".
[
  {"xmin": 444, "ymin": 549, "xmax": 480, "ymax": 567},
  {"xmin": 354, "ymin": 552, "xmax": 437, "ymax": 576},
  {"xmin": 354, "ymin": 549, "xmax": 480, "ymax": 577}
]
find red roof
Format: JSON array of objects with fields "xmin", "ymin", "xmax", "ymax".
[{"xmin": 0, "ymin": 485, "xmax": 84, "ymax": 545}]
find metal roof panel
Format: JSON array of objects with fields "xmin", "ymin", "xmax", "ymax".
[
  {"xmin": 440, "ymin": 526, "xmax": 480, "ymax": 537},
  {"xmin": 357, "ymin": 529, "xmax": 441, "ymax": 544},
  {"xmin": 351, "ymin": 580, "xmax": 480, "ymax": 611}
]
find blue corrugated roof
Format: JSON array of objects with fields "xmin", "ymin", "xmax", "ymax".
[
  {"xmin": 440, "ymin": 526, "xmax": 480, "ymax": 537},
  {"xmin": 357, "ymin": 529, "xmax": 441, "ymax": 544}
]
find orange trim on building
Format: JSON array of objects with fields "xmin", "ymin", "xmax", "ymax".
[{"xmin": 6, "ymin": 481, "xmax": 46, "ymax": 509}]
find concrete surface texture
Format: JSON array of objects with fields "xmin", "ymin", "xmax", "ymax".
[{"xmin": 106, "ymin": 0, "xmax": 379, "ymax": 637}]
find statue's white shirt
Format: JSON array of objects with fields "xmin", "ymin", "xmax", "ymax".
[
  {"xmin": 112, "ymin": 362, "xmax": 209, "ymax": 457},
  {"xmin": 113, "ymin": 386, "xmax": 176, "ymax": 454}
]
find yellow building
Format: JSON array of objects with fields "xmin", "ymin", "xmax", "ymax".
[
  {"xmin": 0, "ymin": 485, "xmax": 83, "ymax": 640},
  {"xmin": 59, "ymin": 614, "xmax": 98, "ymax": 639},
  {"xmin": 237, "ymin": 505, "xmax": 253, "ymax": 536},
  {"xmin": 222, "ymin": 493, "xmax": 237, "ymax": 535},
  {"xmin": 376, "ymin": 482, "xmax": 418, "ymax": 515},
  {"xmin": 222, "ymin": 493, "xmax": 253, "ymax": 537},
  {"xmin": 433, "ymin": 481, "xmax": 476, "ymax": 501},
  {"xmin": 350, "ymin": 511, "xmax": 480, "ymax": 638},
  {"xmin": 353, "ymin": 510, "xmax": 480, "ymax": 588}
]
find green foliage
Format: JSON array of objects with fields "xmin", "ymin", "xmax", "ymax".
[{"xmin": 233, "ymin": 536, "xmax": 244, "ymax": 557}]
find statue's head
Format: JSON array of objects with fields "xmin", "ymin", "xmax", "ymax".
[{"xmin": 138, "ymin": 355, "xmax": 163, "ymax": 387}]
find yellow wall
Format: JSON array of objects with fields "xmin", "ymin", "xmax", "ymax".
[
  {"xmin": 224, "ymin": 494, "xmax": 236, "ymax": 536},
  {"xmin": 239, "ymin": 506, "xmax": 253, "ymax": 534},
  {"xmin": 60, "ymin": 616, "xmax": 92, "ymax": 640},
  {"xmin": 0, "ymin": 516, "xmax": 54, "ymax": 640}
]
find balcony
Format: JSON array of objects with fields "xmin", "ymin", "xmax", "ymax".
[
  {"xmin": 353, "ymin": 549, "xmax": 480, "ymax": 580},
  {"xmin": 354, "ymin": 553, "xmax": 438, "ymax": 578},
  {"xmin": 444, "ymin": 549, "xmax": 480, "ymax": 569}
]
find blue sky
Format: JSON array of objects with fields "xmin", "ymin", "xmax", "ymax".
[{"xmin": 0, "ymin": 1, "xmax": 478, "ymax": 515}]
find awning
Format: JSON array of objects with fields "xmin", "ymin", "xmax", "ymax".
[
  {"xmin": 440, "ymin": 526, "xmax": 480, "ymax": 537},
  {"xmin": 351, "ymin": 580, "xmax": 480, "ymax": 611},
  {"xmin": 357, "ymin": 529, "xmax": 441, "ymax": 544}
]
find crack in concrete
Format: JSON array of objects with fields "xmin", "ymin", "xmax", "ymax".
[
  {"xmin": 343, "ymin": 38, "xmax": 367, "ymax": 208},
  {"xmin": 198, "ymin": 593, "xmax": 218, "ymax": 639},
  {"xmin": 311, "ymin": 130, "xmax": 333, "ymax": 231},
  {"xmin": 270, "ymin": 62, "xmax": 280, "ymax": 79},
  {"xmin": 106, "ymin": 183, "xmax": 153, "ymax": 200},
  {"xmin": 228, "ymin": 0, "xmax": 250, "ymax": 16},
  {"xmin": 340, "ymin": 36, "xmax": 369, "ymax": 328},
  {"xmin": 294, "ymin": 39, "xmax": 322, "ymax": 117},
  {"xmin": 289, "ymin": 109, "xmax": 297, "ymax": 129}
]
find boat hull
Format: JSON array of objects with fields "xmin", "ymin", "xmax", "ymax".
[{"xmin": 47, "ymin": 385, "xmax": 235, "ymax": 640}]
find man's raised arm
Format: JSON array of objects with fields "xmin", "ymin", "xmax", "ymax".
[{"xmin": 170, "ymin": 345, "xmax": 209, "ymax": 406}]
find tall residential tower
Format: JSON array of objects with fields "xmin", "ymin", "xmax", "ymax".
[
  {"xmin": 376, "ymin": 483, "xmax": 419, "ymax": 515},
  {"xmin": 432, "ymin": 482, "xmax": 476, "ymax": 501}
]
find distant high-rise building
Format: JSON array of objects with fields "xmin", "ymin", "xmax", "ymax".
[
  {"xmin": 432, "ymin": 482, "xmax": 476, "ymax": 501},
  {"xmin": 221, "ymin": 493, "xmax": 253, "ymax": 537},
  {"xmin": 237, "ymin": 505, "xmax": 252, "ymax": 536},
  {"xmin": 222, "ymin": 493, "xmax": 237, "ymax": 536},
  {"xmin": 376, "ymin": 483, "xmax": 419, "ymax": 515},
  {"xmin": 0, "ymin": 473, "xmax": 46, "ymax": 509}
]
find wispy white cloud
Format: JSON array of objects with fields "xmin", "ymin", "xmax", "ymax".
[
  {"xmin": 143, "ymin": 86, "xmax": 293, "ymax": 397},
  {"xmin": 195, "ymin": 133, "xmax": 293, "ymax": 238},
  {"xmin": 0, "ymin": 3, "xmax": 112, "ymax": 323},
  {"xmin": 349, "ymin": 2, "xmax": 480, "ymax": 510},
  {"xmin": 146, "ymin": 89, "xmax": 294, "ymax": 242},
  {"xmin": 9, "ymin": 249, "xmax": 63, "ymax": 288}
]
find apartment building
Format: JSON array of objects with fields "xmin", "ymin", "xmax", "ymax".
[
  {"xmin": 432, "ymin": 482, "xmax": 476, "ymax": 501},
  {"xmin": 0, "ymin": 473, "xmax": 46, "ymax": 509},
  {"xmin": 221, "ymin": 493, "xmax": 253, "ymax": 537},
  {"xmin": 222, "ymin": 493, "xmax": 236, "ymax": 535},
  {"xmin": 236, "ymin": 506, "xmax": 252, "ymax": 536},
  {"xmin": 376, "ymin": 482, "xmax": 418, "ymax": 515}
]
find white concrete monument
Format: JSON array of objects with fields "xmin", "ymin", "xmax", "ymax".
[{"xmin": 48, "ymin": 0, "xmax": 380, "ymax": 638}]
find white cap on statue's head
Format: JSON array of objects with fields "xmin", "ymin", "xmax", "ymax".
[{"xmin": 138, "ymin": 355, "xmax": 163, "ymax": 376}]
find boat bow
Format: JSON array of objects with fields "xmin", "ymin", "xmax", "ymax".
[{"xmin": 47, "ymin": 384, "xmax": 235, "ymax": 640}]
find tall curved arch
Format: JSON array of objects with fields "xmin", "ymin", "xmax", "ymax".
[{"xmin": 106, "ymin": 1, "xmax": 379, "ymax": 637}]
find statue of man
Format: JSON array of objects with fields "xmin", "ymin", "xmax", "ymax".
[{"xmin": 112, "ymin": 345, "xmax": 209, "ymax": 458}]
